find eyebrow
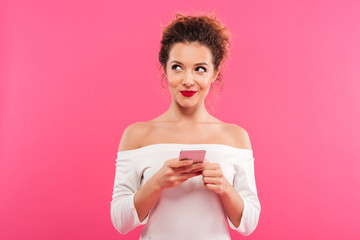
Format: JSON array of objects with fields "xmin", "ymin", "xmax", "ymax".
[{"xmin": 170, "ymin": 60, "xmax": 209, "ymax": 67}]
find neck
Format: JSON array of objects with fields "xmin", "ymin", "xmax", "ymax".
[{"xmin": 165, "ymin": 99, "xmax": 213, "ymax": 124}]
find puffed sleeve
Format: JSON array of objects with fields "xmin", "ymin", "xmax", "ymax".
[
  {"xmin": 227, "ymin": 154, "xmax": 261, "ymax": 236},
  {"xmin": 110, "ymin": 151, "xmax": 149, "ymax": 234}
]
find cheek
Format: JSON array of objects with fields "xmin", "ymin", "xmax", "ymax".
[
  {"xmin": 167, "ymin": 74, "xmax": 182, "ymax": 87},
  {"xmin": 197, "ymin": 77, "xmax": 212, "ymax": 89}
]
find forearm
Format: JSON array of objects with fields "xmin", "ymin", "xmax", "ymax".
[
  {"xmin": 219, "ymin": 181, "xmax": 244, "ymax": 228},
  {"xmin": 134, "ymin": 176, "xmax": 162, "ymax": 222}
]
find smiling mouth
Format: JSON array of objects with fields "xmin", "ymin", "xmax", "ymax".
[{"xmin": 180, "ymin": 90, "xmax": 197, "ymax": 97}]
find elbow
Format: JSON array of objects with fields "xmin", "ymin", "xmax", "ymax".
[
  {"xmin": 243, "ymin": 218, "xmax": 259, "ymax": 236},
  {"xmin": 110, "ymin": 201, "xmax": 132, "ymax": 235},
  {"xmin": 240, "ymin": 208, "xmax": 260, "ymax": 236},
  {"xmin": 112, "ymin": 224, "xmax": 131, "ymax": 235},
  {"xmin": 238, "ymin": 199, "xmax": 261, "ymax": 236},
  {"xmin": 110, "ymin": 195, "xmax": 143, "ymax": 235},
  {"xmin": 111, "ymin": 217, "xmax": 128, "ymax": 235}
]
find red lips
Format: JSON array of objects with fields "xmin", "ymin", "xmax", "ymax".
[{"xmin": 180, "ymin": 90, "xmax": 197, "ymax": 97}]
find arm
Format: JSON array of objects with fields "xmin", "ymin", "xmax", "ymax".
[
  {"xmin": 224, "ymin": 126, "xmax": 260, "ymax": 232},
  {"xmin": 202, "ymin": 126, "xmax": 260, "ymax": 236},
  {"xmin": 133, "ymin": 174, "xmax": 163, "ymax": 222},
  {"xmin": 218, "ymin": 180, "xmax": 244, "ymax": 228},
  {"xmin": 111, "ymin": 123, "xmax": 151, "ymax": 234},
  {"xmin": 202, "ymin": 164, "xmax": 247, "ymax": 228},
  {"xmin": 110, "ymin": 152, "xmax": 147, "ymax": 234},
  {"xmin": 202, "ymin": 159, "xmax": 260, "ymax": 237},
  {"xmin": 228, "ymin": 158, "xmax": 261, "ymax": 236}
]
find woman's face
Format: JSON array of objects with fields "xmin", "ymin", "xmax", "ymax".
[{"xmin": 164, "ymin": 41, "xmax": 219, "ymax": 108}]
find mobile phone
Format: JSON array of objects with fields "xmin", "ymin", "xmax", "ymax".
[{"xmin": 179, "ymin": 149, "xmax": 206, "ymax": 163}]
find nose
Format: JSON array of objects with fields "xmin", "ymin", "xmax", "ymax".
[{"xmin": 182, "ymin": 71, "xmax": 194, "ymax": 87}]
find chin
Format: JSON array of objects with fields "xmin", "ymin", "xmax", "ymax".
[
  {"xmin": 180, "ymin": 100, "xmax": 200, "ymax": 108},
  {"xmin": 175, "ymin": 96, "xmax": 201, "ymax": 108}
]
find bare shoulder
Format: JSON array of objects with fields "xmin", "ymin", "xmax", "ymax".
[
  {"xmin": 222, "ymin": 123, "xmax": 252, "ymax": 150},
  {"xmin": 118, "ymin": 122, "xmax": 150, "ymax": 151}
]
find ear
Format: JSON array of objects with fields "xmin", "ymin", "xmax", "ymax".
[
  {"xmin": 212, "ymin": 68, "xmax": 220, "ymax": 83},
  {"xmin": 163, "ymin": 65, "xmax": 168, "ymax": 78}
]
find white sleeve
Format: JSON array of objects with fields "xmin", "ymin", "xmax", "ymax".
[
  {"xmin": 227, "ymin": 157, "xmax": 261, "ymax": 236},
  {"xmin": 110, "ymin": 152, "xmax": 149, "ymax": 234}
]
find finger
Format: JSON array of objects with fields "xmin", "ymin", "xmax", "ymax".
[
  {"xmin": 202, "ymin": 162, "xmax": 220, "ymax": 170},
  {"xmin": 202, "ymin": 176, "xmax": 223, "ymax": 184},
  {"xmin": 204, "ymin": 183, "xmax": 220, "ymax": 193},
  {"xmin": 188, "ymin": 162, "xmax": 205, "ymax": 172},
  {"xmin": 189, "ymin": 168, "xmax": 204, "ymax": 173},
  {"xmin": 202, "ymin": 169, "xmax": 223, "ymax": 177},
  {"xmin": 174, "ymin": 162, "xmax": 205, "ymax": 173},
  {"xmin": 169, "ymin": 158, "xmax": 193, "ymax": 168}
]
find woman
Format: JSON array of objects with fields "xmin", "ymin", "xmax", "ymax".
[{"xmin": 111, "ymin": 13, "xmax": 261, "ymax": 240}]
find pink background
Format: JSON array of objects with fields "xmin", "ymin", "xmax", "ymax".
[{"xmin": 1, "ymin": 0, "xmax": 359, "ymax": 239}]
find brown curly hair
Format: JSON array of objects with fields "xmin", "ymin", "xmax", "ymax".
[{"xmin": 159, "ymin": 12, "xmax": 231, "ymax": 85}]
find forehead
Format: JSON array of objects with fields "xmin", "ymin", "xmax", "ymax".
[{"xmin": 168, "ymin": 42, "xmax": 213, "ymax": 64}]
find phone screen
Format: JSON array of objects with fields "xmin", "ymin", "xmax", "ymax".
[{"xmin": 179, "ymin": 149, "xmax": 206, "ymax": 163}]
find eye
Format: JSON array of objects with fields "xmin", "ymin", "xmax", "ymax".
[
  {"xmin": 196, "ymin": 66, "xmax": 207, "ymax": 72},
  {"xmin": 171, "ymin": 65, "xmax": 182, "ymax": 71}
]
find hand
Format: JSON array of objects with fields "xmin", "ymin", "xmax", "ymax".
[
  {"xmin": 153, "ymin": 158, "xmax": 205, "ymax": 190},
  {"xmin": 201, "ymin": 161, "xmax": 231, "ymax": 195}
]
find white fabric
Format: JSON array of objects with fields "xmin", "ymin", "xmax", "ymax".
[{"xmin": 110, "ymin": 143, "xmax": 261, "ymax": 240}]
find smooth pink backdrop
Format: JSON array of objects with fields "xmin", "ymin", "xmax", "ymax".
[{"xmin": 1, "ymin": 0, "xmax": 359, "ymax": 239}]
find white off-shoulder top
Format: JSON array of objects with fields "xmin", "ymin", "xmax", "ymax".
[{"xmin": 110, "ymin": 143, "xmax": 261, "ymax": 240}]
